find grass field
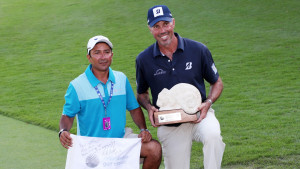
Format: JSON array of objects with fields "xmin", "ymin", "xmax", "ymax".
[
  {"xmin": 0, "ymin": 0, "xmax": 299, "ymax": 168},
  {"xmin": 0, "ymin": 114, "xmax": 66, "ymax": 168}
]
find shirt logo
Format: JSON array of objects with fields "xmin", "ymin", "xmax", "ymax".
[
  {"xmin": 153, "ymin": 7, "xmax": 164, "ymax": 17},
  {"xmin": 154, "ymin": 69, "xmax": 166, "ymax": 76},
  {"xmin": 185, "ymin": 62, "xmax": 192, "ymax": 70}
]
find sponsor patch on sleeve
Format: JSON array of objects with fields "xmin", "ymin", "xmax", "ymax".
[{"xmin": 211, "ymin": 63, "xmax": 218, "ymax": 74}]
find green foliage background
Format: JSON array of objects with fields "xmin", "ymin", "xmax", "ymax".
[{"xmin": 0, "ymin": 0, "xmax": 299, "ymax": 168}]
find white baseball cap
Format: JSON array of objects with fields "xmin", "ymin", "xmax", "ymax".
[{"xmin": 87, "ymin": 35, "xmax": 113, "ymax": 54}]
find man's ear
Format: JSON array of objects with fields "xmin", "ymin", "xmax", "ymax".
[
  {"xmin": 172, "ymin": 18, "xmax": 175, "ymax": 28},
  {"xmin": 87, "ymin": 54, "xmax": 91, "ymax": 62},
  {"xmin": 148, "ymin": 25, "xmax": 152, "ymax": 33}
]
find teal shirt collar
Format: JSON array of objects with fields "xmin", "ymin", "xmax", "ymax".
[{"xmin": 85, "ymin": 64, "xmax": 116, "ymax": 87}]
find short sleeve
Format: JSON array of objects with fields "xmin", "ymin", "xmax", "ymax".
[
  {"xmin": 125, "ymin": 78, "xmax": 140, "ymax": 111},
  {"xmin": 62, "ymin": 83, "xmax": 80, "ymax": 117},
  {"xmin": 202, "ymin": 48, "xmax": 219, "ymax": 84}
]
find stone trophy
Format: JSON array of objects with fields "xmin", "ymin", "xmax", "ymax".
[{"xmin": 154, "ymin": 83, "xmax": 202, "ymax": 125}]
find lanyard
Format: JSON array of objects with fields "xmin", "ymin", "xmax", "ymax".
[{"xmin": 94, "ymin": 82, "xmax": 114, "ymax": 117}]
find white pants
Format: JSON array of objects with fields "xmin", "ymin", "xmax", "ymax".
[{"xmin": 157, "ymin": 108, "xmax": 225, "ymax": 169}]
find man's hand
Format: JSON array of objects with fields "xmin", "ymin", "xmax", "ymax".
[
  {"xmin": 59, "ymin": 131, "xmax": 73, "ymax": 149},
  {"xmin": 138, "ymin": 130, "xmax": 152, "ymax": 143},
  {"xmin": 193, "ymin": 101, "xmax": 212, "ymax": 123},
  {"xmin": 59, "ymin": 115, "xmax": 74, "ymax": 149},
  {"xmin": 147, "ymin": 106, "xmax": 159, "ymax": 127},
  {"xmin": 193, "ymin": 77, "xmax": 223, "ymax": 123},
  {"xmin": 137, "ymin": 91, "xmax": 160, "ymax": 127}
]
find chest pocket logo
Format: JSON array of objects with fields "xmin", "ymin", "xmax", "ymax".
[
  {"xmin": 154, "ymin": 69, "xmax": 166, "ymax": 76},
  {"xmin": 185, "ymin": 62, "xmax": 192, "ymax": 70}
]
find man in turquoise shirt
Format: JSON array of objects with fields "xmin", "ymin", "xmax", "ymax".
[{"xmin": 59, "ymin": 35, "xmax": 162, "ymax": 169}]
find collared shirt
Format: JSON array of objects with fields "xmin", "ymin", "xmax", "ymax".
[
  {"xmin": 136, "ymin": 33, "xmax": 219, "ymax": 107},
  {"xmin": 63, "ymin": 64, "xmax": 139, "ymax": 138}
]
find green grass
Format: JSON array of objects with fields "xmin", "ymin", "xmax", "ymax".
[
  {"xmin": 0, "ymin": 0, "xmax": 299, "ymax": 168},
  {"xmin": 0, "ymin": 114, "xmax": 67, "ymax": 168}
]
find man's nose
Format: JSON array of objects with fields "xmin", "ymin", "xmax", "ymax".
[{"xmin": 158, "ymin": 27, "xmax": 167, "ymax": 34}]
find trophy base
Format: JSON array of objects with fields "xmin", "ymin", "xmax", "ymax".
[{"xmin": 154, "ymin": 109, "xmax": 198, "ymax": 126}]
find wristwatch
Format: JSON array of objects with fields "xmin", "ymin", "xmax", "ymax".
[
  {"xmin": 58, "ymin": 129, "xmax": 68, "ymax": 138},
  {"xmin": 206, "ymin": 99, "xmax": 213, "ymax": 105},
  {"xmin": 140, "ymin": 129, "xmax": 150, "ymax": 133}
]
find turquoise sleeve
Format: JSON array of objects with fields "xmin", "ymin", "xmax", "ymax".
[
  {"xmin": 125, "ymin": 78, "xmax": 140, "ymax": 111},
  {"xmin": 62, "ymin": 83, "xmax": 80, "ymax": 117}
]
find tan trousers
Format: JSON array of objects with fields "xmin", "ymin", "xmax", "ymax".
[{"xmin": 157, "ymin": 108, "xmax": 225, "ymax": 169}]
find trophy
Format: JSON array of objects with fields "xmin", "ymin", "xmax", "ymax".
[{"xmin": 154, "ymin": 83, "xmax": 202, "ymax": 126}]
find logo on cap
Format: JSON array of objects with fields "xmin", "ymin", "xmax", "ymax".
[
  {"xmin": 148, "ymin": 5, "xmax": 173, "ymax": 27},
  {"xmin": 153, "ymin": 7, "xmax": 164, "ymax": 17}
]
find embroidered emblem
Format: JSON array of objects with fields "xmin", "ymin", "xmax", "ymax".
[
  {"xmin": 185, "ymin": 62, "xmax": 192, "ymax": 70},
  {"xmin": 154, "ymin": 69, "xmax": 166, "ymax": 76}
]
